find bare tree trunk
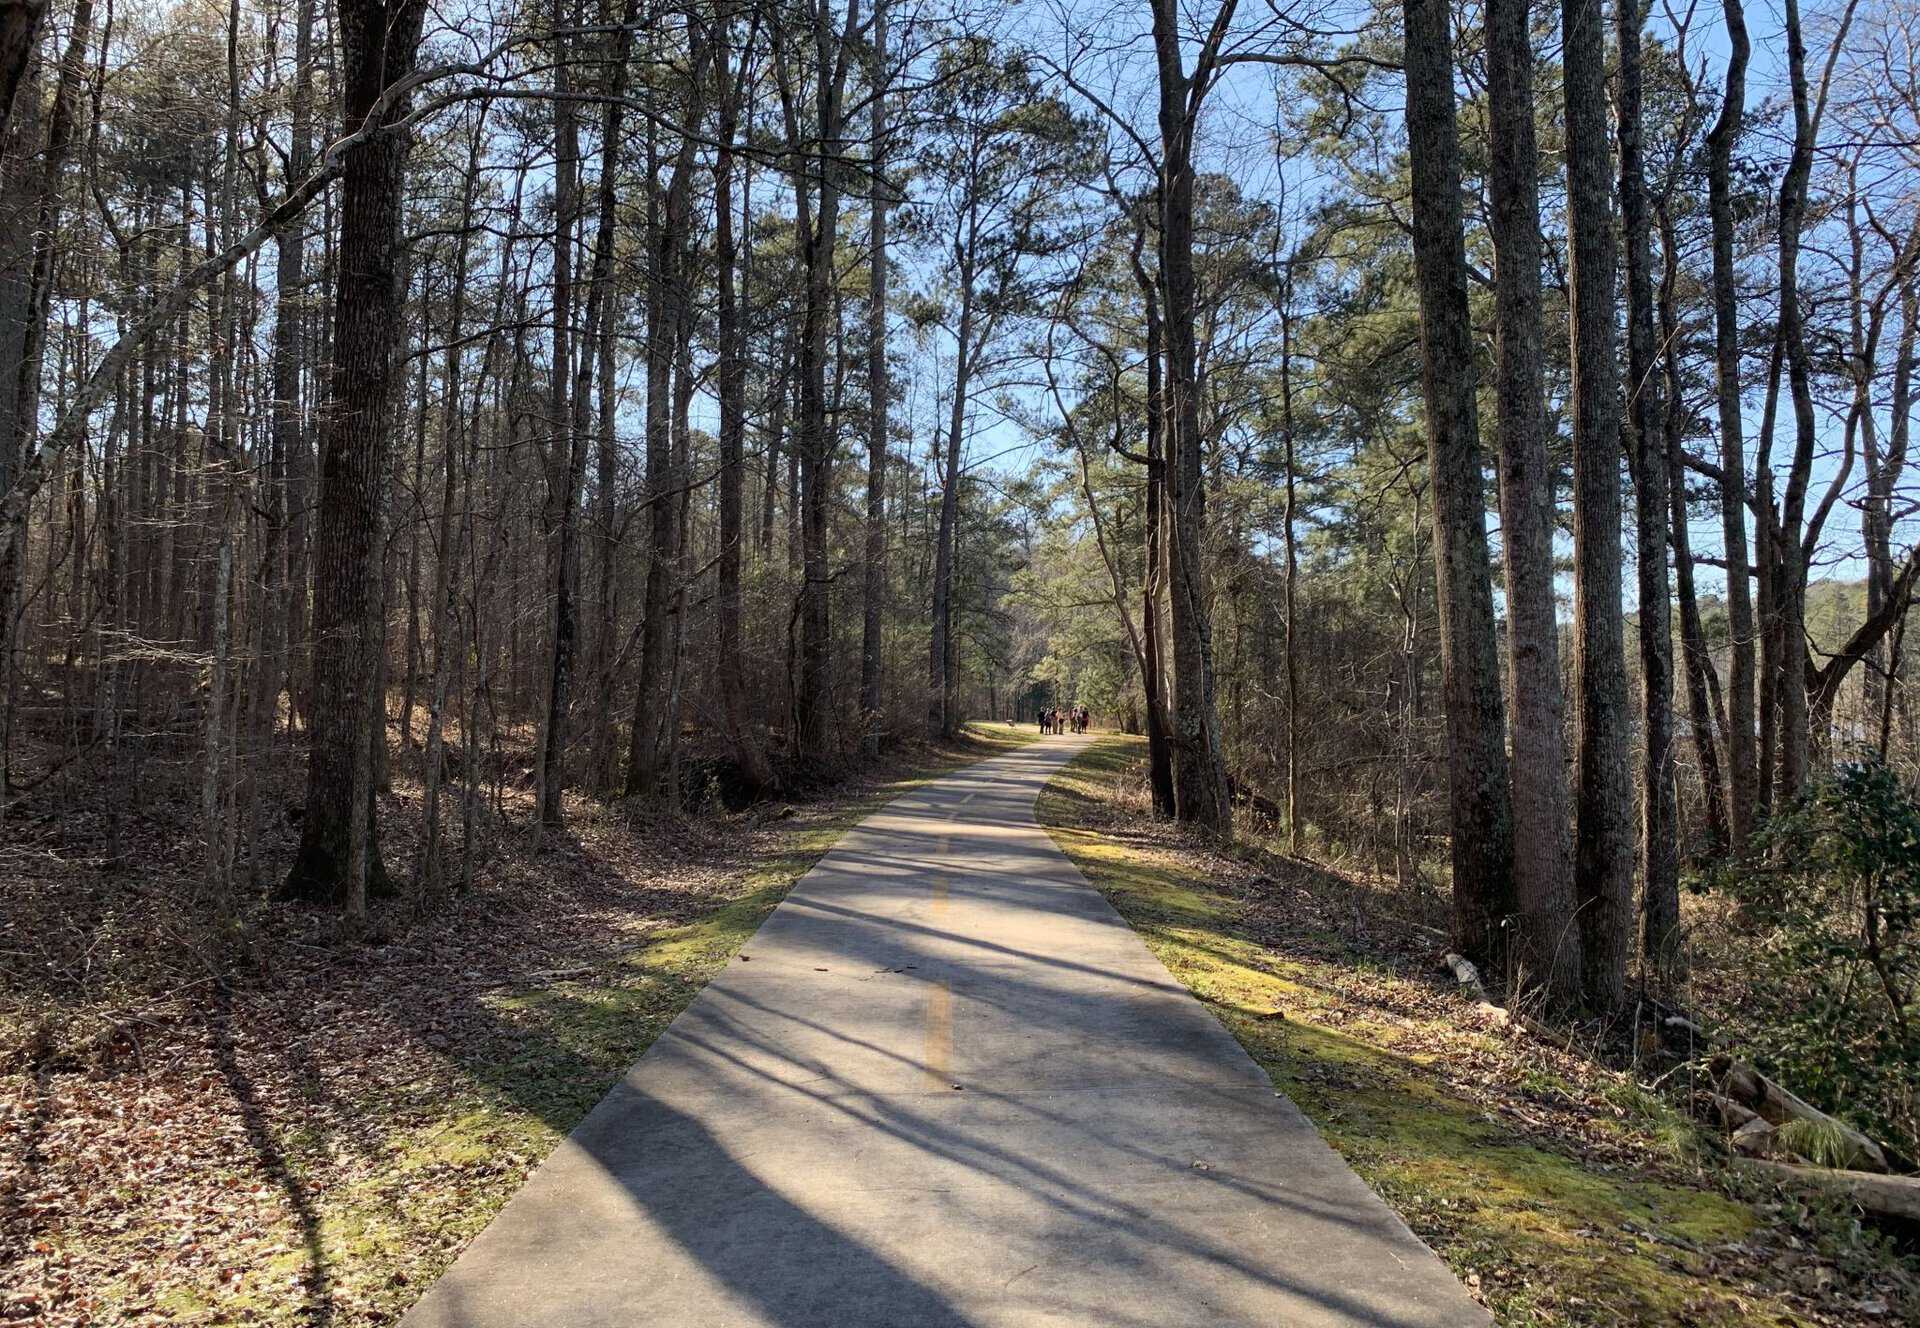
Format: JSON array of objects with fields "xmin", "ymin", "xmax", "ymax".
[
  {"xmin": 1772, "ymin": 0, "xmax": 1822, "ymax": 805},
  {"xmin": 859, "ymin": 0, "xmax": 888, "ymax": 754},
  {"xmin": 0, "ymin": 0, "xmax": 46, "ymax": 142},
  {"xmin": 715, "ymin": 19, "xmax": 775, "ymax": 792},
  {"xmin": 928, "ymin": 269, "xmax": 972, "ymax": 740},
  {"xmin": 1661, "ymin": 203, "xmax": 1730, "ymax": 856},
  {"xmin": 1148, "ymin": 0, "xmax": 1231, "ymax": 836},
  {"xmin": 418, "ymin": 109, "xmax": 488, "ymax": 893},
  {"xmin": 535, "ymin": 22, "xmax": 582, "ymax": 828},
  {"xmin": 247, "ymin": 0, "xmax": 312, "ymax": 883},
  {"xmin": 1706, "ymin": 0, "xmax": 1755, "ymax": 845},
  {"xmin": 1138, "ymin": 263, "xmax": 1176, "ymax": 817},
  {"xmin": 628, "ymin": 34, "xmax": 709, "ymax": 796},
  {"xmin": 1865, "ymin": 274, "xmax": 1915, "ymax": 725},
  {"xmin": 1486, "ymin": 0, "xmax": 1579, "ymax": 1001},
  {"xmin": 1401, "ymin": 0, "xmax": 1516, "ymax": 960},
  {"xmin": 1619, "ymin": 0, "xmax": 1681, "ymax": 978},
  {"xmin": 400, "ymin": 340, "xmax": 427, "ymax": 750},
  {"xmin": 759, "ymin": 341, "xmax": 786, "ymax": 559},
  {"xmin": 1565, "ymin": 0, "xmax": 1633, "ymax": 1010},
  {"xmin": 587, "ymin": 256, "xmax": 622, "ymax": 791},
  {"xmin": 285, "ymin": 0, "xmax": 428, "ymax": 912},
  {"xmin": 781, "ymin": 6, "xmax": 856, "ymax": 768},
  {"xmin": 0, "ymin": 0, "xmax": 88, "ymax": 794},
  {"xmin": 1278, "ymin": 258, "xmax": 1303, "ymax": 856}
]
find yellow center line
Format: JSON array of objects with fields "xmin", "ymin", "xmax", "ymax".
[
  {"xmin": 925, "ymin": 874, "xmax": 954, "ymax": 1086},
  {"xmin": 925, "ymin": 979, "xmax": 953, "ymax": 1087}
]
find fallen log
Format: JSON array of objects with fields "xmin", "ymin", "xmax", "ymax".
[
  {"xmin": 1439, "ymin": 951, "xmax": 1497, "ymax": 1008},
  {"xmin": 1730, "ymin": 1116, "xmax": 1779, "ymax": 1157},
  {"xmin": 1707, "ymin": 1091, "xmax": 1762, "ymax": 1132},
  {"xmin": 1711, "ymin": 1055, "xmax": 1889, "ymax": 1173},
  {"xmin": 1438, "ymin": 953, "xmax": 1564, "ymax": 1044},
  {"xmin": 1735, "ymin": 1159, "xmax": 1920, "ymax": 1221}
]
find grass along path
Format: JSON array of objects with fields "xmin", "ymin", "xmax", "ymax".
[
  {"xmin": 3, "ymin": 724, "xmax": 1038, "ymax": 1328},
  {"xmin": 1037, "ymin": 736, "xmax": 1917, "ymax": 1328}
]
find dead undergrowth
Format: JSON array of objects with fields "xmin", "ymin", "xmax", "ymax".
[
  {"xmin": 0, "ymin": 720, "xmax": 1035, "ymax": 1326},
  {"xmin": 1038, "ymin": 736, "xmax": 1920, "ymax": 1328}
]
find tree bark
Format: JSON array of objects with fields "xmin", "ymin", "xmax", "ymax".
[
  {"xmin": 788, "ymin": 5, "xmax": 857, "ymax": 767},
  {"xmin": 928, "ymin": 256, "xmax": 972, "ymax": 739},
  {"xmin": 715, "ymin": 16, "xmax": 775, "ymax": 791},
  {"xmin": 1486, "ymin": 0, "xmax": 1579, "ymax": 1001},
  {"xmin": 859, "ymin": 0, "xmax": 888, "ymax": 754},
  {"xmin": 1771, "ymin": 0, "xmax": 1822, "ymax": 805},
  {"xmin": 1661, "ymin": 203, "xmax": 1730, "ymax": 857},
  {"xmin": 1565, "ymin": 0, "xmax": 1634, "ymax": 1010},
  {"xmin": 1706, "ymin": 0, "xmax": 1756, "ymax": 845},
  {"xmin": 1148, "ymin": 0, "xmax": 1231, "ymax": 836},
  {"xmin": 1279, "ymin": 259, "xmax": 1303, "ymax": 857},
  {"xmin": 1619, "ymin": 0, "xmax": 1681, "ymax": 978},
  {"xmin": 418, "ymin": 110, "xmax": 486, "ymax": 893},
  {"xmin": 535, "ymin": 20, "xmax": 584, "ymax": 828},
  {"xmin": 1401, "ymin": 0, "xmax": 1516, "ymax": 960},
  {"xmin": 285, "ymin": 0, "xmax": 429, "ymax": 911},
  {"xmin": 0, "ymin": 0, "xmax": 45, "ymax": 143},
  {"xmin": 0, "ymin": 0, "xmax": 87, "ymax": 792},
  {"xmin": 1138, "ymin": 252, "xmax": 1176, "ymax": 817},
  {"xmin": 627, "ymin": 29, "xmax": 709, "ymax": 797}
]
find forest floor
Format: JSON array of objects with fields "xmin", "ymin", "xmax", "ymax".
[
  {"xmin": 0, "ymin": 720, "xmax": 1038, "ymax": 1327},
  {"xmin": 1037, "ymin": 737, "xmax": 1920, "ymax": 1328}
]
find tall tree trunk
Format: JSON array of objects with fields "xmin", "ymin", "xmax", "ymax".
[
  {"xmin": 1486, "ymin": 0, "xmax": 1579, "ymax": 1001},
  {"xmin": 1122, "ymin": 213, "xmax": 1176, "ymax": 812},
  {"xmin": 1279, "ymin": 260, "xmax": 1303, "ymax": 857},
  {"xmin": 715, "ymin": 17, "xmax": 774, "ymax": 791},
  {"xmin": 1660, "ymin": 204, "xmax": 1730, "ymax": 857},
  {"xmin": 0, "ymin": 0, "xmax": 88, "ymax": 793},
  {"xmin": 536, "ymin": 24, "xmax": 582, "ymax": 828},
  {"xmin": 285, "ymin": 0, "xmax": 428, "ymax": 912},
  {"xmin": 1619, "ymin": 0, "xmax": 1681, "ymax": 978},
  {"xmin": 419, "ymin": 109, "xmax": 489, "ymax": 892},
  {"xmin": 759, "ymin": 341, "xmax": 786, "ymax": 558},
  {"xmin": 1772, "ymin": 0, "xmax": 1821, "ymax": 805},
  {"xmin": 928, "ymin": 268, "xmax": 972, "ymax": 739},
  {"xmin": 1148, "ymin": 0, "xmax": 1231, "ymax": 836},
  {"xmin": 1565, "ymin": 0, "xmax": 1633, "ymax": 1011},
  {"xmin": 0, "ymin": 0, "xmax": 46, "ymax": 142},
  {"xmin": 627, "ymin": 35, "xmax": 708, "ymax": 797},
  {"xmin": 1867, "ymin": 281, "xmax": 1916, "ymax": 720},
  {"xmin": 1138, "ymin": 259, "xmax": 1176, "ymax": 817},
  {"xmin": 858, "ymin": 0, "xmax": 888, "ymax": 754},
  {"xmin": 796, "ymin": 11, "xmax": 853, "ymax": 766},
  {"xmin": 1401, "ymin": 0, "xmax": 1516, "ymax": 960},
  {"xmin": 245, "ymin": 0, "xmax": 294, "ymax": 886},
  {"xmin": 1706, "ymin": 0, "xmax": 1755, "ymax": 844}
]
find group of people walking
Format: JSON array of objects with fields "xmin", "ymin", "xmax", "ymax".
[{"xmin": 1039, "ymin": 706, "xmax": 1090, "ymax": 735}]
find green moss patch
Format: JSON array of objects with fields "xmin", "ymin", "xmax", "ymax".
[
  {"xmin": 1038, "ymin": 738, "xmax": 1856, "ymax": 1328},
  {"xmin": 6, "ymin": 725, "xmax": 1036, "ymax": 1328}
]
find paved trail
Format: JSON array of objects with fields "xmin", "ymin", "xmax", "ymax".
[{"xmin": 403, "ymin": 736, "xmax": 1487, "ymax": 1327}]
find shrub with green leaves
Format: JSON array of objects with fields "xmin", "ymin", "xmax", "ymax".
[{"xmin": 1732, "ymin": 755, "xmax": 1919, "ymax": 1162}]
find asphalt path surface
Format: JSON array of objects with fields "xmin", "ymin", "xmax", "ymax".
[{"xmin": 403, "ymin": 735, "xmax": 1488, "ymax": 1327}]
